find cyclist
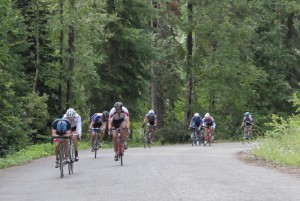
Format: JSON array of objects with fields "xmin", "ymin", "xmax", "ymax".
[
  {"xmin": 108, "ymin": 102, "xmax": 130, "ymax": 161},
  {"xmin": 62, "ymin": 108, "xmax": 82, "ymax": 161},
  {"xmin": 89, "ymin": 111, "xmax": 109, "ymax": 151},
  {"xmin": 189, "ymin": 113, "xmax": 202, "ymax": 133},
  {"xmin": 142, "ymin": 109, "xmax": 158, "ymax": 143},
  {"xmin": 201, "ymin": 113, "xmax": 216, "ymax": 144},
  {"xmin": 52, "ymin": 118, "xmax": 72, "ymax": 168},
  {"xmin": 242, "ymin": 112, "xmax": 253, "ymax": 139}
]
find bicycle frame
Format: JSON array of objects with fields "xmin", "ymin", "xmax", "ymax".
[
  {"xmin": 242, "ymin": 125, "xmax": 251, "ymax": 145},
  {"xmin": 190, "ymin": 127, "xmax": 199, "ymax": 146},
  {"xmin": 54, "ymin": 135, "xmax": 70, "ymax": 178},
  {"xmin": 204, "ymin": 126, "xmax": 213, "ymax": 147},
  {"xmin": 92, "ymin": 128, "xmax": 101, "ymax": 158},
  {"xmin": 115, "ymin": 128, "xmax": 125, "ymax": 166},
  {"xmin": 145, "ymin": 125, "xmax": 154, "ymax": 148}
]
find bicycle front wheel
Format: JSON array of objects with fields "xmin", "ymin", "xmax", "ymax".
[
  {"xmin": 59, "ymin": 142, "xmax": 64, "ymax": 178},
  {"xmin": 94, "ymin": 138, "xmax": 99, "ymax": 159},
  {"xmin": 69, "ymin": 142, "xmax": 74, "ymax": 175}
]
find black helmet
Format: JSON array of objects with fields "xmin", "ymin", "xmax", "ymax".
[
  {"xmin": 114, "ymin": 102, "xmax": 123, "ymax": 110},
  {"xmin": 103, "ymin": 111, "xmax": 109, "ymax": 119}
]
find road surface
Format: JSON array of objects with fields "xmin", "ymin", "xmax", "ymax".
[{"xmin": 0, "ymin": 142, "xmax": 299, "ymax": 201}]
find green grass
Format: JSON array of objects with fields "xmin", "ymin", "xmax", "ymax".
[
  {"xmin": 252, "ymin": 136, "xmax": 300, "ymax": 167},
  {"xmin": 0, "ymin": 138, "xmax": 161, "ymax": 169},
  {"xmin": 0, "ymin": 141, "xmax": 91, "ymax": 169}
]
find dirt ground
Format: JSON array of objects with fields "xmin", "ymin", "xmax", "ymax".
[{"xmin": 237, "ymin": 150, "xmax": 300, "ymax": 175}]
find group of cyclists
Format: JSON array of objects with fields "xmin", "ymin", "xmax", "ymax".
[
  {"xmin": 189, "ymin": 112, "xmax": 216, "ymax": 145},
  {"xmin": 188, "ymin": 111, "xmax": 254, "ymax": 145},
  {"xmin": 51, "ymin": 100, "xmax": 254, "ymax": 167}
]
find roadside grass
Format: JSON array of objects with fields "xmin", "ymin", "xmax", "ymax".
[
  {"xmin": 251, "ymin": 114, "xmax": 300, "ymax": 167},
  {"xmin": 0, "ymin": 136, "xmax": 158, "ymax": 169},
  {"xmin": 0, "ymin": 141, "xmax": 91, "ymax": 169}
]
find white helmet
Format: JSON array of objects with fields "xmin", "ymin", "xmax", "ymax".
[
  {"xmin": 149, "ymin": 109, "xmax": 155, "ymax": 115},
  {"xmin": 204, "ymin": 113, "xmax": 210, "ymax": 118},
  {"xmin": 194, "ymin": 113, "xmax": 200, "ymax": 117},
  {"xmin": 66, "ymin": 108, "xmax": 76, "ymax": 117}
]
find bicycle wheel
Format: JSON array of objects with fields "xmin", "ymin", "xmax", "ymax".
[
  {"xmin": 117, "ymin": 137, "xmax": 124, "ymax": 166},
  {"xmin": 69, "ymin": 141, "xmax": 74, "ymax": 175},
  {"xmin": 191, "ymin": 131, "xmax": 195, "ymax": 146},
  {"xmin": 148, "ymin": 132, "xmax": 151, "ymax": 148},
  {"xmin": 94, "ymin": 136, "xmax": 99, "ymax": 159},
  {"xmin": 59, "ymin": 141, "xmax": 64, "ymax": 178},
  {"xmin": 143, "ymin": 132, "xmax": 146, "ymax": 149}
]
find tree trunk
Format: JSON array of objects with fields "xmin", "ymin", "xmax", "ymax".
[
  {"xmin": 59, "ymin": 0, "xmax": 64, "ymax": 113},
  {"xmin": 186, "ymin": 2, "xmax": 193, "ymax": 124},
  {"xmin": 33, "ymin": 0, "xmax": 40, "ymax": 92},
  {"xmin": 66, "ymin": 0, "xmax": 75, "ymax": 108}
]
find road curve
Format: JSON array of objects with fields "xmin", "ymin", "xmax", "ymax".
[{"xmin": 0, "ymin": 142, "xmax": 299, "ymax": 201}]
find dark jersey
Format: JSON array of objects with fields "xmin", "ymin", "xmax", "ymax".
[{"xmin": 52, "ymin": 118, "xmax": 71, "ymax": 135}]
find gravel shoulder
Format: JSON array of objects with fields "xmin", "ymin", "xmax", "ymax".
[{"xmin": 237, "ymin": 150, "xmax": 300, "ymax": 175}]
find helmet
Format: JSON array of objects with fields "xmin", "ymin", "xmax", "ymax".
[
  {"xmin": 57, "ymin": 119, "xmax": 67, "ymax": 135},
  {"xmin": 204, "ymin": 113, "xmax": 210, "ymax": 118},
  {"xmin": 114, "ymin": 102, "xmax": 123, "ymax": 110},
  {"xmin": 194, "ymin": 113, "xmax": 200, "ymax": 117},
  {"xmin": 149, "ymin": 109, "xmax": 155, "ymax": 115},
  {"xmin": 103, "ymin": 111, "xmax": 109, "ymax": 119},
  {"xmin": 245, "ymin": 112, "xmax": 250, "ymax": 116},
  {"xmin": 66, "ymin": 108, "xmax": 76, "ymax": 117}
]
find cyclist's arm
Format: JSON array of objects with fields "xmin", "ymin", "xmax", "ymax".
[
  {"xmin": 108, "ymin": 119, "xmax": 112, "ymax": 131},
  {"xmin": 76, "ymin": 116, "xmax": 82, "ymax": 138},
  {"xmin": 51, "ymin": 129, "xmax": 59, "ymax": 137},
  {"xmin": 126, "ymin": 116, "xmax": 130, "ymax": 130}
]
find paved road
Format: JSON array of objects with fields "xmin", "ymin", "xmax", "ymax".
[{"xmin": 0, "ymin": 143, "xmax": 299, "ymax": 201}]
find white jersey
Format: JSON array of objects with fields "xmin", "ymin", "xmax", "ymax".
[
  {"xmin": 109, "ymin": 106, "xmax": 129, "ymax": 121},
  {"xmin": 62, "ymin": 113, "xmax": 82, "ymax": 137}
]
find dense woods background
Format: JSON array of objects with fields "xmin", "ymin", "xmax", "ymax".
[{"xmin": 0, "ymin": 0, "xmax": 299, "ymax": 157}]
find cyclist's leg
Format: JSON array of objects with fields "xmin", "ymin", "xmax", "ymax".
[
  {"xmin": 99, "ymin": 122, "xmax": 107, "ymax": 146},
  {"xmin": 63, "ymin": 139, "xmax": 70, "ymax": 162},
  {"xmin": 54, "ymin": 139, "xmax": 60, "ymax": 167},
  {"xmin": 249, "ymin": 125, "xmax": 253, "ymax": 139},
  {"xmin": 120, "ymin": 121, "xmax": 128, "ymax": 149},
  {"xmin": 90, "ymin": 129, "xmax": 96, "ymax": 150},
  {"xmin": 243, "ymin": 125, "xmax": 247, "ymax": 139},
  {"xmin": 71, "ymin": 130, "xmax": 79, "ymax": 161},
  {"xmin": 111, "ymin": 127, "xmax": 118, "ymax": 160}
]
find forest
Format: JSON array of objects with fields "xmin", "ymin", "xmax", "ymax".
[{"xmin": 0, "ymin": 0, "xmax": 299, "ymax": 157}]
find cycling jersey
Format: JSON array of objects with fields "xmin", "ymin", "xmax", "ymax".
[
  {"xmin": 145, "ymin": 113, "xmax": 157, "ymax": 125},
  {"xmin": 52, "ymin": 118, "xmax": 71, "ymax": 135},
  {"xmin": 202, "ymin": 116, "xmax": 215, "ymax": 128},
  {"xmin": 62, "ymin": 113, "xmax": 82, "ymax": 137},
  {"xmin": 109, "ymin": 106, "xmax": 129, "ymax": 128},
  {"xmin": 191, "ymin": 116, "xmax": 202, "ymax": 127},
  {"xmin": 243, "ymin": 115, "xmax": 253, "ymax": 126},
  {"xmin": 91, "ymin": 113, "xmax": 107, "ymax": 127}
]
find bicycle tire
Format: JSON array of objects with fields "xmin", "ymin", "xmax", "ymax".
[
  {"xmin": 94, "ymin": 136, "xmax": 99, "ymax": 159},
  {"xmin": 143, "ymin": 132, "xmax": 146, "ymax": 149},
  {"xmin": 148, "ymin": 131, "xmax": 151, "ymax": 148},
  {"xmin": 69, "ymin": 141, "xmax": 74, "ymax": 175},
  {"xmin": 59, "ymin": 140, "xmax": 64, "ymax": 178}
]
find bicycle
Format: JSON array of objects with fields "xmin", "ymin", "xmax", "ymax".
[
  {"xmin": 204, "ymin": 126, "xmax": 213, "ymax": 147},
  {"xmin": 68, "ymin": 134, "xmax": 77, "ymax": 175},
  {"xmin": 190, "ymin": 127, "xmax": 200, "ymax": 146},
  {"xmin": 242, "ymin": 125, "xmax": 252, "ymax": 145},
  {"xmin": 53, "ymin": 135, "xmax": 70, "ymax": 178},
  {"xmin": 91, "ymin": 128, "xmax": 102, "ymax": 159},
  {"xmin": 144, "ymin": 125, "xmax": 155, "ymax": 148},
  {"xmin": 113, "ymin": 128, "xmax": 126, "ymax": 166}
]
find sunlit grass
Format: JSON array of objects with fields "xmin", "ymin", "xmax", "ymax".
[{"xmin": 252, "ymin": 114, "xmax": 300, "ymax": 167}]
